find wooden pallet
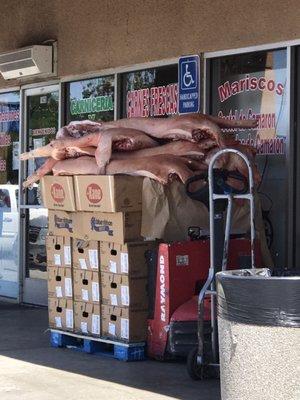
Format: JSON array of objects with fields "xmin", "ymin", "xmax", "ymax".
[{"xmin": 50, "ymin": 330, "xmax": 146, "ymax": 361}]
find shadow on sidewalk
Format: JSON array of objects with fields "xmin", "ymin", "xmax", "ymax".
[{"xmin": 0, "ymin": 303, "xmax": 220, "ymax": 400}]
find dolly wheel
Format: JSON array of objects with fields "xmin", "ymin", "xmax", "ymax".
[{"xmin": 187, "ymin": 347, "xmax": 204, "ymax": 380}]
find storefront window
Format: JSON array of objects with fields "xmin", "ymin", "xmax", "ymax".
[
  {"xmin": 65, "ymin": 75, "xmax": 115, "ymax": 123},
  {"xmin": 120, "ymin": 64, "xmax": 178, "ymax": 118},
  {"xmin": 0, "ymin": 91, "xmax": 20, "ymax": 298},
  {"xmin": 25, "ymin": 90, "xmax": 59, "ymax": 281},
  {"xmin": 27, "ymin": 91, "xmax": 59, "ymax": 206},
  {"xmin": 210, "ymin": 49, "xmax": 288, "ymax": 266}
]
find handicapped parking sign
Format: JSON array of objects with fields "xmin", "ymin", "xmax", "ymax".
[{"xmin": 178, "ymin": 55, "xmax": 200, "ymax": 114}]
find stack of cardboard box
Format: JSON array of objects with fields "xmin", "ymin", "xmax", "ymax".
[
  {"xmin": 43, "ymin": 174, "xmax": 157, "ymax": 343},
  {"xmin": 47, "ymin": 234, "xmax": 74, "ymax": 332}
]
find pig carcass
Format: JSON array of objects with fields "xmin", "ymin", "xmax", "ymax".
[
  {"xmin": 51, "ymin": 154, "xmax": 195, "ymax": 185},
  {"xmin": 20, "ymin": 128, "xmax": 158, "ymax": 172},
  {"xmin": 60, "ymin": 114, "xmax": 258, "ymax": 145},
  {"xmin": 111, "ymin": 140, "xmax": 208, "ymax": 161},
  {"xmin": 101, "ymin": 113, "xmax": 258, "ymax": 144}
]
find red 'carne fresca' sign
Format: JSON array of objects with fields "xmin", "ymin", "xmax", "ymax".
[{"xmin": 126, "ymin": 84, "xmax": 178, "ymax": 118}]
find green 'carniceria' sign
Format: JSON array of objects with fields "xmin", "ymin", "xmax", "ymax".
[{"xmin": 70, "ymin": 95, "xmax": 114, "ymax": 116}]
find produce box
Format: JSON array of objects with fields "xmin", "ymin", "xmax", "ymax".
[
  {"xmin": 73, "ymin": 301, "xmax": 101, "ymax": 337},
  {"xmin": 48, "ymin": 298, "xmax": 74, "ymax": 331},
  {"xmin": 46, "ymin": 235, "xmax": 72, "ymax": 268},
  {"xmin": 101, "ymin": 305, "xmax": 148, "ymax": 342},
  {"xmin": 48, "ymin": 267, "xmax": 73, "ymax": 299},
  {"xmin": 73, "ymin": 211, "xmax": 142, "ymax": 244},
  {"xmin": 74, "ymin": 175, "xmax": 143, "ymax": 212},
  {"xmin": 72, "ymin": 239, "xmax": 99, "ymax": 270},
  {"xmin": 101, "ymin": 272, "xmax": 148, "ymax": 309},
  {"xmin": 100, "ymin": 241, "xmax": 157, "ymax": 277},
  {"xmin": 48, "ymin": 210, "xmax": 76, "ymax": 237},
  {"xmin": 41, "ymin": 176, "xmax": 76, "ymax": 211},
  {"xmin": 73, "ymin": 269, "xmax": 100, "ymax": 304}
]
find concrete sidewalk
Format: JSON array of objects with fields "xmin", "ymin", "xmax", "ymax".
[{"xmin": 0, "ymin": 302, "xmax": 220, "ymax": 400}]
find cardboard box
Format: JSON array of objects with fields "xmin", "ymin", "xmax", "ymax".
[
  {"xmin": 74, "ymin": 175, "xmax": 143, "ymax": 212},
  {"xmin": 100, "ymin": 241, "xmax": 157, "ymax": 277},
  {"xmin": 101, "ymin": 272, "xmax": 148, "ymax": 309},
  {"xmin": 46, "ymin": 235, "xmax": 72, "ymax": 268},
  {"xmin": 48, "ymin": 210, "xmax": 76, "ymax": 237},
  {"xmin": 41, "ymin": 176, "xmax": 76, "ymax": 211},
  {"xmin": 74, "ymin": 301, "xmax": 101, "ymax": 336},
  {"xmin": 73, "ymin": 269, "xmax": 100, "ymax": 304},
  {"xmin": 72, "ymin": 239, "xmax": 99, "ymax": 270},
  {"xmin": 48, "ymin": 267, "xmax": 73, "ymax": 299},
  {"xmin": 101, "ymin": 305, "xmax": 148, "ymax": 342},
  {"xmin": 73, "ymin": 211, "xmax": 142, "ymax": 244},
  {"xmin": 48, "ymin": 298, "xmax": 74, "ymax": 331}
]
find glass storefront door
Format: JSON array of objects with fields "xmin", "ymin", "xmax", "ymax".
[
  {"xmin": 0, "ymin": 91, "xmax": 20, "ymax": 299},
  {"xmin": 208, "ymin": 49, "xmax": 289, "ymax": 267},
  {"xmin": 20, "ymin": 85, "xmax": 59, "ymax": 305}
]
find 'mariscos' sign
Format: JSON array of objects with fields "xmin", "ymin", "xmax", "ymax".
[{"xmin": 218, "ymin": 75, "xmax": 284, "ymax": 103}]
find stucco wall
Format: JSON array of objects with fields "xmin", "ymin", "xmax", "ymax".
[{"xmin": 0, "ymin": 0, "xmax": 300, "ymax": 87}]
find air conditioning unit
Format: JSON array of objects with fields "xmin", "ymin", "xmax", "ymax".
[{"xmin": 0, "ymin": 45, "xmax": 53, "ymax": 80}]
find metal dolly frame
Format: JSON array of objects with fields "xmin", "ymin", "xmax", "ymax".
[{"xmin": 187, "ymin": 148, "xmax": 256, "ymax": 379}]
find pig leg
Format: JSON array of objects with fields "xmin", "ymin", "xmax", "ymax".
[
  {"xmin": 49, "ymin": 133, "xmax": 99, "ymax": 149},
  {"xmin": 20, "ymin": 143, "xmax": 66, "ymax": 160},
  {"xmin": 94, "ymin": 134, "xmax": 112, "ymax": 173},
  {"xmin": 23, "ymin": 157, "xmax": 58, "ymax": 188},
  {"xmin": 20, "ymin": 134, "xmax": 99, "ymax": 161}
]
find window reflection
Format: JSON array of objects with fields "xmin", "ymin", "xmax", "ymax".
[
  {"xmin": 0, "ymin": 91, "xmax": 19, "ymax": 298},
  {"xmin": 210, "ymin": 49, "xmax": 288, "ymax": 266}
]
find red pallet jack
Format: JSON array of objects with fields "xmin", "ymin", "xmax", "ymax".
[
  {"xmin": 147, "ymin": 149, "xmax": 260, "ymax": 362},
  {"xmin": 186, "ymin": 148, "xmax": 256, "ymax": 379}
]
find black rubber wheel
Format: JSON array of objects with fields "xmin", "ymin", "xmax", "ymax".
[{"xmin": 187, "ymin": 347, "xmax": 203, "ymax": 380}]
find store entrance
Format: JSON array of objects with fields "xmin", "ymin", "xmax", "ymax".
[{"xmin": 20, "ymin": 85, "xmax": 59, "ymax": 305}]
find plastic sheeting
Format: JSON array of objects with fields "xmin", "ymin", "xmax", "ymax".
[{"xmin": 216, "ymin": 268, "xmax": 300, "ymax": 327}]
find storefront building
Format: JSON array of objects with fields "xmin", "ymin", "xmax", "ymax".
[{"xmin": 0, "ymin": 1, "xmax": 299, "ymax": 305}]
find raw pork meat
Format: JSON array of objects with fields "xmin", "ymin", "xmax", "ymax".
[
  {"xmin": 111, "ymin": 141, "xmax": 207, "ymax": 160},
  {"xmin": 51, "ymin": 155, "xmax": 195, "ymax": 185},
  {"xmin": 20, "ymin": 128, "xmax": 158, "ymax": 172}
]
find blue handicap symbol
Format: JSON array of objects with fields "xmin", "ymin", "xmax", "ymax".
[{"xmin": 181, "ymin": 60, "xmax": 197, "ymax": 90}]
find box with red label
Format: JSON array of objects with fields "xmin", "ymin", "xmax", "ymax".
[
  {"xmin": 73, "ymin": 175, "xmax": 143, "ymax": 212},
  {"xmin": 101, "ymin": 305, "xmax": 148, "ymax": 342},
  {"xmin": 100, "ymin": 241, "xmax": 157, "ymax": 277},
  {"xmin": 48, "ymin": 210, "xmax": 76, "ymax": 237},
  {"xmin": 101, "ymin": 272, "xmax": 148, "ymax": 310},
  {"xmin": 74, "ymin": 302, "xmax": 101, "ymax": 337},
  {"xmin": 48, "ymin": 267, "xmax": 73, "ymax": 299},
  {"xmin": 48, "ymin": 298, "xmax": 74, "ymax": 331},
  {"xmin": 41, "ymin": 176, "xmax": 76, "ymax": 211},
  {"xmin": 72, "ymin": 211, "xmax": 142, "ymax": 244},
  {"xmin": 46, "ymin": 235, "xmax": 72, "ymax": 268},
  {"xmin": 73, "ymin": 269, "xmax": 100, "ymax": 304},
  {"xmin": 72, "ymin": 239, "xmax": 99, "ymax": 270}
]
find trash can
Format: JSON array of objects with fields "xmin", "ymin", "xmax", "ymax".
[{"xmin": 216, "ymin": 268, "xmax": 300, "ymax": 400}]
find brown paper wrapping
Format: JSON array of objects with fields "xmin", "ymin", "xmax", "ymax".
[{"xmin": 141, "ymin": 178, "xmax": 273, "ymax": 267}]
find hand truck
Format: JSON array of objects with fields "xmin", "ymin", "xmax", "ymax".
[{"xmin": 186, "ymin": 148, "xmax": 256, "ymax": 379}]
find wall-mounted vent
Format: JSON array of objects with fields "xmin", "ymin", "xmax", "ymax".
[{"xmin": 0, "ymin": 45, "xmax": 53, "ymax": 80}]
